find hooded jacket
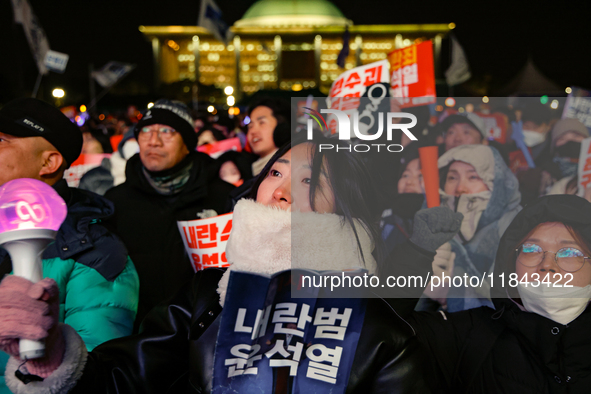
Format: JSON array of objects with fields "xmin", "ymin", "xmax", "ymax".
[
  {"xmin": 6, "ymin": 200, "xmax": 434, "ymax": 394},
  {"xmin": 437, "ymin": 145, "xmax": 522, "ymax": 312},
  {"xmin": 407, "ymin": 194, "xmax": 591, "ymax": 393},
  {"xmin": 104, "ymin": 152, "xmax": 234, "ymax": 331}
]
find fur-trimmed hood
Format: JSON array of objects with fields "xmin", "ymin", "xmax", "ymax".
[{"xmin": 217, "ymin": 199, "xmax": 377, "ymax": 306}]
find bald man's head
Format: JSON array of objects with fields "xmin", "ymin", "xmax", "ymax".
[{"xmin": 0, "ymin": 132, "xmax": 65, "ymax": 187}]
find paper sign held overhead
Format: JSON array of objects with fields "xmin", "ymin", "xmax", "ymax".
[
  {"xmin": 388, "ymin": 41, "xmax": 436, "ymax": 108},
  {"xmin": 178, "ymin": 213, "xmax": 233, "ymax": 272}
]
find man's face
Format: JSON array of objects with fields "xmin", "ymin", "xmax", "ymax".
[
  {"xmin": 138, "ymin": 124, "xmax": 190, "ymax": 172},
  {"xmin": 444, "ymin": 123, "xmax": 483, "ymax": 151},
  {"xmin": 0, "ymin": 132, "xmax": 45, "ymax": 186},
  {"xmin": 247, "ymin": 106, "xmax": 277, "ymax": 157}
]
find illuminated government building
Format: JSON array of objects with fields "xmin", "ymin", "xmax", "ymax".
[{"xmin": 139, "ymin": 0, "xmax": 453, "ymax": 101}]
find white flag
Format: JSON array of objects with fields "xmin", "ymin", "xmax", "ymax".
[
  {"xmin": 198, "ymin": 0, "xmax": 230, "ymax": 45},
  {"xmin": 12, "ymin": 0, "xmax": 50, "ymax": 75},
  {"xmin": 44, "ymin": 50, "xmax": 69, "ymax": 73},
  {"xmin": 10, "ymin": 0, "xmax": 24, "ymax": 23},
  {"xmin": 445, "ymin": 35, "xmax": 471, "ymax": 86},
  {"xmin": 91, "ymin": 62, "xmax": 135, "ymax": 88}
]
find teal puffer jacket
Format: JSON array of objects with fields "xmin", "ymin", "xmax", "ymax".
[{"xmin": 0, "ymin": 181, "xmax": 139, "ymax": 391}]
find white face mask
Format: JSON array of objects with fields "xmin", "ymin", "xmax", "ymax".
[
  {"xmin": 522, "ymin": 130, "xmax": 546, "ymax": 147},
  {"xmin": 517, "ymin": 283, "xmax": 591, "ymax": 325}
]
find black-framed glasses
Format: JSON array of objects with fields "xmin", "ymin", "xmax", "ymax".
[
  {"xmin": 138, "ymin": 126, "xmax": 177, "ymax": 142},
  {"xmin": 515, "ymin": 243, "xmax": 590, "ymax": 272}
]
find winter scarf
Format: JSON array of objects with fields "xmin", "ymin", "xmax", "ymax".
[{"xmin": 217, "ymin": 199, "xmax": 377, "ymax": 306}]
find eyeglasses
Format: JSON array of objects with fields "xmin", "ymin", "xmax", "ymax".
[
  {"xmin": 138, "ymin": 126, "xmax": 178, "ymax": 142},
  {"xmin": 515, "ymin": 243, "xmax": 591, "ymax": 272}
]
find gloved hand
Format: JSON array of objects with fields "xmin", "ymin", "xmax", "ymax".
[
  {"xmin": 0, "ymin": 276, "xmax": 64, "ymax": 378},
  {"xmin": 410, "ymin": 207, "xmax": 463, "ymax": 253},
  {"xmin": 423, "ymin": 242, "xmax": 456, "ymax": 303}
]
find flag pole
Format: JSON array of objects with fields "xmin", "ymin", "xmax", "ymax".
[{"xmin": 31, "ymin": 72, "xmax": 42, "ymax": 98}]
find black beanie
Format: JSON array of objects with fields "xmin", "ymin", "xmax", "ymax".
[{"xmin": 135, "ymin": 99, "xmax": 196, "ymax": 151}]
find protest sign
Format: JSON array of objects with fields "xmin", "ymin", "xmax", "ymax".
[
  {"xmin": 479, "ymin": 112, "xmax": 509, "ymax": 144},
  {"xmin": 326, "ymin": 60, "xmax": 390, "ymax": 135},
  {"xmin": 197, "ymin": 137, "xmax": 242, "ymax": 158},
  {"xmin": 63, "ymin": 153, "xmax": 111, "ymax": 187},
  {"xmin": 178, "ymin": 213, "xmax": 233, "ymax": 272},
  {"xmin": 563, "ymin": 87, "xmax": 591, "ymax": 132},
  {"xmin": 213, "ymin": 269, "xmax": 366, "ymax": 393},
  {"xmin": 577, "ymin": 137, "xmax": 591, "ymax": 196},
  {"xmin": 388, "ymin": 41, "xmax": 436, "ymax": 107}
]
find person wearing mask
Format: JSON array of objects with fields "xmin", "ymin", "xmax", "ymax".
[
  {"xmin": 0, "ymin": 134, "xmax": 463, "ymax": 393},
  {"xmin": 104, "ymin": 99, "xmax": 234, "ymax": 332},
  {"xmin": 432, "ymin": 144, "xmax": 521, "ymax": 312},
  {"xmin": 546, "ymin": 119, "xmax": 590, "ymax": 196},
  {"xmin": 402, "ymin": 194, "xmax": 591, "ymax": 393}
]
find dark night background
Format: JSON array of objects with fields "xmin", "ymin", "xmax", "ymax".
[{"xmin": 1, "ymin": 0, "xmax": 590, "ymax": 107}]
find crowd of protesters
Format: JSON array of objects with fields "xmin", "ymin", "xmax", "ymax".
[{"xmin": 0, "ymin": 93, "xmax": 591, "ymax": 393}]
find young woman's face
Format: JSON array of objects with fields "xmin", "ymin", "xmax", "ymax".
[
  {"xmin": 397, "ymin": 158, "xmax": 424, "ymax": 194},
  {"xmin": 515, "ymin": 222, "xmax": 591, "ymax": 287},
  {"xmin": 444, "ymin": 161, "xmax": 489, "ymax": 197},
  {"xmin": 256, "ymin": 143, "xmax": 335, "ymax": 213}
]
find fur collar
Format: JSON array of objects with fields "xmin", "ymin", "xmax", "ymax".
[{"xmin": 217, "ymin": 199, "xmax": 377, "ymax": 306}]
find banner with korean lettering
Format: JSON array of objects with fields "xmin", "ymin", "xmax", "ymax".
[
  {"xmin": 178, "ymin": 213, "xmax": 233, "ymax": 272},
  {"xmin": 563, "ymin": 87, "xmax": 591, "ymax": 132},
  {"xmin": 388, "ymin": 41, "xmax": 436, "ymax": 108},
  {"xmin": 212, "ymin": 269, "xmax": 366, "ymax": 393},
  {"xmin": 326, "ymin": 60, "xmax": 390, "ymax": 135},
  {"xmin": 577, "ymin": 137, "xmax": 591, "ymax": 196}
]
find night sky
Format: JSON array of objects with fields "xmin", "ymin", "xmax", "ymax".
[{"xmin": 1, "ymin": 0, "xmax": 590, "ymax": 106}]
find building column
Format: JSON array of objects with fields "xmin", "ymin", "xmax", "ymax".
[
  {"xmin": 274, "ymin": 35, "xmax": 282, "ymax": 87},
  {"xmin": 233, "ymin": 36, "xmax": 241, "ymax": 100},
  {"xmin": 314, "ymin": 35, "xmax": 322, "ymax": 87},
  {"xmin": 192, "ymin": 35, "xmax": 200, "ymax": 110},
  {"xmin": 355, "ymin": 35, "xmax": 362, "ymax": 67},
  {"xmin": 434, "ymin": 34, "xmax": 442, "ymax": 78},
  {"xmin": 151, "ymin": 38, "xmax": 161, "ymax": 91}
]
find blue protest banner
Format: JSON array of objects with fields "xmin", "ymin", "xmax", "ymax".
[{"xmin": 212, "ymin": 269, "xmax": 367, "ymax": 394}]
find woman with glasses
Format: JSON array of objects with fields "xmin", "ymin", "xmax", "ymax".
[{"xmin": 406, "ymin": 194, "xmax": 591, "ymax": 393}]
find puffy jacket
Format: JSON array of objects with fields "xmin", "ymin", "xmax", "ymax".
[
  {"xmin": 105, "ymin": 152, "xmax": 234, "ymax": 331},
  {"xmin": 408, "ymin": 195, "xmax": 591, "ymax": 393},
  {"xmin": 438, "ymin": 145, "xmax": 521, "ymax": 312},
  {"xmin": 0, "ymin": 180, "xmax": 139, "ymax": 348},
  {"xmin": 0, "ymin": 180, "xmax": 139, "ymax": 392}
]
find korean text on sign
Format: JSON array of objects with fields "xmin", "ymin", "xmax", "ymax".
[
  {"xmin": 212, "ymin": 270, "xmax": 367, "ymax": 394},
  {"xmin": 177, "ymin": 213, "xmax": 233, "ymax": 272},
  {"xmin": 327, "ymin": 59, "xmax": 390, "ymax": 134},
  {"xmin": 388, "ymin": 40, "xmax": 436, "ymax": 107}
]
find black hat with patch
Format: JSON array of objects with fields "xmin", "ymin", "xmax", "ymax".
[{"xmin": 0, "ymin": 98, "xmax": 83, "ymax": 165}]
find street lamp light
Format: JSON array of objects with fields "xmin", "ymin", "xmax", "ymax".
[
  {"xmin": 227, "ymin": 95, "xmax": 235, "ymax": 106},
  {"xmin": 224, "ymin": 86, "xmax": 234, "ymax": 96},
  {"xmin": 52, "ymin": 88, "xmax": 65, "ymax": 98}
]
